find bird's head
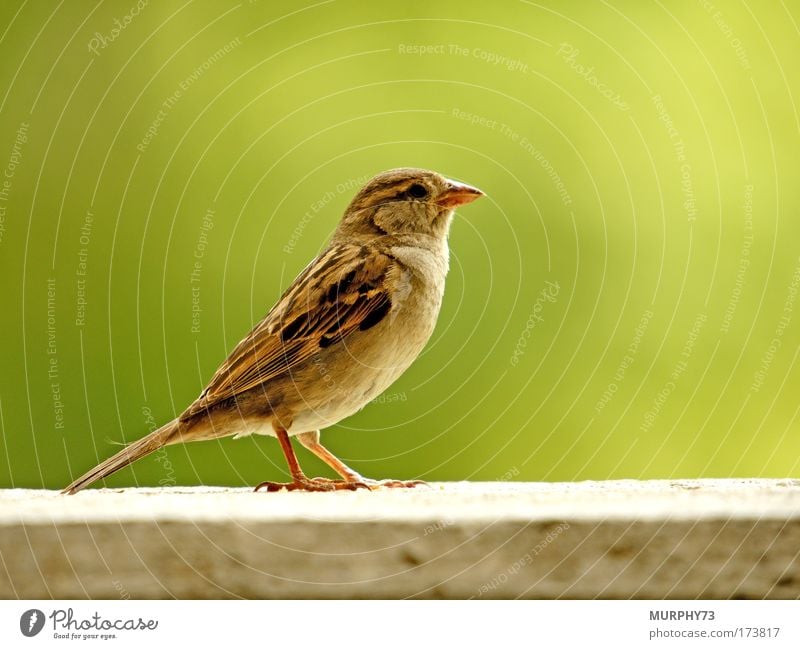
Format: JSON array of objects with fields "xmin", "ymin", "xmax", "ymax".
[{"xmin": 335, "ymin": 168, "xmax": 484, "ymax": 243}]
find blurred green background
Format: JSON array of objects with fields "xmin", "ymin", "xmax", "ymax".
[{"xmin": 1, "ymin": 0, "xmax": 798, "ymax": 489}]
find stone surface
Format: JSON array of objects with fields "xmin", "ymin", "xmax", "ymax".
[{"xmin": 1, "ymin": 480, "xmax": 799, "ymax": 599}]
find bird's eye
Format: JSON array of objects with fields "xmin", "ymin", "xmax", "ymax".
[{"xmin": 407, "ymin": 183, "xmax": 428, "ymax": 199}]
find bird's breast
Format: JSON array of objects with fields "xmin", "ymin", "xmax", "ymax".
[{"xmin": 284, "ymin": 244, "xmax": 449, "ymax": 433}]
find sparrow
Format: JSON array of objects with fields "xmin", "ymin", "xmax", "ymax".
[{"xmin": 63, "ymin": 168, "xmax": 484, "ymax": 494}]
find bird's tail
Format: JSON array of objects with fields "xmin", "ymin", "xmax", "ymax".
[{"xmin": 62, "ymin": 418, "xmax": 180, "ymax": 495}]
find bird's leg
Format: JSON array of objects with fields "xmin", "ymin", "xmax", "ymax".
[
  {"xmin": 296, "ymin": 431, "xmax": 427, "ymax": 490},
  {"xmin": 254, "ymin": 428, "xmax": 367, "ymax": 492}
]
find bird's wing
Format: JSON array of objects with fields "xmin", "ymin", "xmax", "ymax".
[{"xmin": 184, "ymin": 244, "xmax": 398, "ymax": 417}]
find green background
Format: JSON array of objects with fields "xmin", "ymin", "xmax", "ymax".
[{"xmin": 1, "ymin": 0, "xmax": 798, "ymax": 489}]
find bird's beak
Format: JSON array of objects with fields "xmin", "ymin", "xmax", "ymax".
[{"xmin": 437, "ymin": 179, "xmax": 485, "ymax": 208}]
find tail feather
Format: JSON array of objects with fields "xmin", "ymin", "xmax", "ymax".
[{"xmin": 62, "ymin": 419, "xmax": 180, "ymax": 494}]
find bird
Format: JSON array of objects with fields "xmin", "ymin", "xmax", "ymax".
[{"xmin": 63, "ymin": 168, "xmax": 484, "ymax": 494}]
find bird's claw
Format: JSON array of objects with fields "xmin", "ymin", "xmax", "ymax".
[
  {"xmin": 358, "ymin": 478, "xmax": 430, "ymax": 490},
  {"xmin": 254, "ymin": 476, "xmax": 370, "ymax": 492},
  {"xmin": 253, "ymin": 476, "xmax": 428, "ymax": 492}
]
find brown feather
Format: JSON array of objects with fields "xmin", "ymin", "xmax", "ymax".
[
  {"xmin": 183, "ymin": 246, "xmax": 394, "ymax": 417},
  {"xmin": 61, "ymin": 419, "xmax": 179, "ymax": 494}
]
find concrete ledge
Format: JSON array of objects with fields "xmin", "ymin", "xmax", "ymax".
[{"xmin": 1, "ymin": 480, "xmax": 799, "ymax": 599}]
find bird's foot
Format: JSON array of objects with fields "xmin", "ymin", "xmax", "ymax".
[
  {"xmin": 253, "ymin": 476, "xmax": 371, "ymax": 492},
  {"xmin": 351, "ymin": 477, "xmax": 429, "ymax": 491}
]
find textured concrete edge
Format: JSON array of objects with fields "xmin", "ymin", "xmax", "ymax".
[
  {"xmin": 1, "ymin": 519, "xmax": 798, "ymax": 599},
  {"xmin": 2, "ymin": 480, "xmax": 799, "ymax": 599},
  {"xmin": 3, "ymin": 480, "xmax": 800, "ymax": 525}
]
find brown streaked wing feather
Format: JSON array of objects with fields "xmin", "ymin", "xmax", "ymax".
[{"xmin": 184, "ymin": 245, "xmax": 395, "ymax": 417}]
